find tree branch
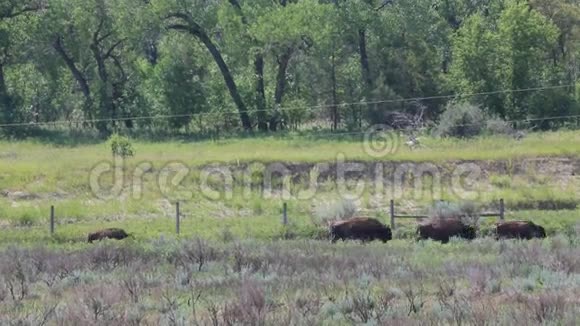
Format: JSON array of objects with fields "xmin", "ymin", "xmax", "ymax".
[
  {"xmin": 0, "ymin": 3, "xmax": 44, "ymax": 20},
  {"xmin": 110, "ymin": 55, "xmax": 126, "ymax": 82},
  {"xmin": 166, "ymin": 24, "xmax": 191, "ymax": 33},
  {"xmin": 103, "ymin": 39, "xmax": 124, "ymax": 60},
  {"xmin": 52, "ymin": 35, "xmax": 91, "ymax": 101},
  {"xmin": 92, "ymin": 18, "xmax": 104, "ymax": 48},
  {"xmin": 376, "ymin": 0, "xmax": 394, "ymax": 11},
  {"xmin": 97, "ymin": 31, "xmax": 113, "ymax": 44},
  {"xmin": 166, "ymin": 12, "xmax": 194, "ymax": 25}
]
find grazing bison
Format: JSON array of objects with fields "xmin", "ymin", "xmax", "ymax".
[
  {"xmin": 329, "ymin": 217, "xmax": 392, "ymax": 243},
  {"xmin": 495, "ymin": 220, "xmax": 546, "ymax": 240},
  {"xmin": 88, "ymin": 228, "xmax": 131, "ymax": 243},
  {"xmin": 416, "ymin": 219, "xmax": 476, "ymax": 244}
]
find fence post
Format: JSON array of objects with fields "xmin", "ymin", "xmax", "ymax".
[
  {"xmin": 50, "ymin": 205, "xmax": 55, "ymax": 235},
  {"xmin": 282, "ymin": 202, "xmax": 288, "ymax": 226},
  {"xmin": 176, "ymin": 202, "xmax": 180, "ymax": 235},
  {"xmin": 499, "ymin": 198, "xmax": 505, "ymax": 221},
  {"xmin": 389, "ymin": 199, "xmax": 395, "ymax": 229}
]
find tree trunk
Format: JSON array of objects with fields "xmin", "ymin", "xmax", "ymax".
[
  {"xmin": 271, "ymin": 48, "xmax": 293, "ymax": 131},
  {"xmin": 255, "ymin": 54, "xmax": 268, "ymax": 131},
  {"xmin": 0, "ymin": 62, "xmax": 13, "ymax": 124},
  {"xmin": 358, "ymin": 28, "xmax": 374, "ymax": 124},
  {"xmin": 358, "ymin": 29, "xmax": 372, "ymax": 89},
  {"xmin": 53, "ymin": 36, "xmax": 92, "ymax": 103},
  {"xmin": 170, "ymin": 22, "xmax": 253, "ymax": 131},
  {"xmin": 90, "ymin": 43, "xmax": 115, "ymax": 134},
  {"xmin": 331, "ymin": 50, "xmax": 338, "ymax": 131}
]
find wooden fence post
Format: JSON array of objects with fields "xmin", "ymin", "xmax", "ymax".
[
  {"xmin": 390, "ymin": 199, "xmax": 395, "ymax": 229},
  {"xmin": 282, "ymin": 202, "xmax": 288, "ymax": 226},
  {"xmin": 499, "ymin": 199, "xmax": 505, "ymax": 221},
  {"xmin": 50, "ymin": 205, "xmax": 55, "ymax": 235},
  {"xmin": 176, "ymin": 202, "xmax": 180, "ymax": 235}
]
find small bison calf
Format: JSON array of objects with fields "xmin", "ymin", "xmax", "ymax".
[
  {"xmin": 495, "ymin": 220, "xmax": 546, "ymax": 240},
  {"xmin": 88, "ymin": 228, "xmax": 131, "ymax": 243},
  {"xmin": 416, "ymin": 218, "xmax": 476, "ymax": 244},
  {"xmin": 329, "ymin": 217, "xmax": 392, "ymax": 243}
]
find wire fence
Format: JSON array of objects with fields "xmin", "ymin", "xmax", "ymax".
[{"xmin": 5, "ymin": 195, "xmax": 574, "ymax": 241}]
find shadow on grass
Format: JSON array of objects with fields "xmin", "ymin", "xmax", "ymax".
[{"xmin": 1, "ymin": 125, "xmax": 368, "ymax": 147}]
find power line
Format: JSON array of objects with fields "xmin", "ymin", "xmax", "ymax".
[
  {"xmin": 0, "ymin": 83, "xmax": 575, "ymax": 129},
  {"xmin": 287, "ymin": 113, "xmax": 580, "ymax": 140}
]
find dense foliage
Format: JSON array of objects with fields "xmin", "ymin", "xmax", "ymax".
[{"xmin": 0, "ymin": 0, "xmax": 579, "ymax": 136}]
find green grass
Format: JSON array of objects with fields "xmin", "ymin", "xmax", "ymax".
[
  {"xmin": 0, "ymin": 130, "xmax": 578, "ymax": 244},
  {"xmin": 1, "ymin": 129, "xmax": 579, "ymax": 324},
  {"xmin": 1, "ymin": 130, "xmax": 579, "ymax": 167}
]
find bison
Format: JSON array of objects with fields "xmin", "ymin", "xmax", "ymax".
[
  {"xmin": 494, "ymin": 220, "xmax": 546, "ymax": 240},
  {"xmin": 88, "ymin": 228, "xmax": 131, "ymax": 243},
  {"xmin": 416, "ymin": 218, "xmax": 476, "ymax": 244},
  {"xmin": 329, "ymin": 217, "xmax": 392, "ymax": 243}
]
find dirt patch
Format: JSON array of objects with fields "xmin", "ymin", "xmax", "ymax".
[
  {"xmin": 1, "ymin": 190, "xmax": 41, "ymax": 201},
  {"xmin": 0, "ymin": 152, "xmax": 17, "ymax": 160},
  {"xmin": 196, "ymin": 157, "xmax": 579, "ymax": 187}
]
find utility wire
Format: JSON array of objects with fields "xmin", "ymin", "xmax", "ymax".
[{"xmin": 0, "ymin": 83, "xmax": 575, "ymax": 129}]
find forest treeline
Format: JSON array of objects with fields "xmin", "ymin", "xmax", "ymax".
[{"xmin": 0, "ymin": 0, "xmax": 579, "ymax": 136}]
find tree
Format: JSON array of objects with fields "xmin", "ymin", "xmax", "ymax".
[
  {"xmin": 162, "ymin": 0, "xmax": 253, "ymax": 131},
  {"xmin": 496, "ymin": 0, "xmax": 559, "ymax": 120},
  {"xmin": 449, "ymin": 1, "xmax": 563, "ymax": 121},
  {"xmin": 40, "ymin": 0, "xmax": 136, "ymax": 135},
  {"xmin": 0, "ymin": 0, "xmax": 45, "ymax": 128}
]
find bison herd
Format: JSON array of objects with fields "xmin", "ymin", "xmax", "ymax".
[
  {"xmin": 86, "ymin": 218, "xmax": 546, "ymax": 245},
  {"xmin": 328, "ymin": 217, "xmax": 546, "ymax": 244}
]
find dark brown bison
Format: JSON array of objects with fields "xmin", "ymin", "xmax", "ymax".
[
  {"xmin": 416, "ymin": 218, "xmax": 476, "ymax": 244},
  {"xmin": 495, "ymin": 220, "xmax": 546, "ymax": 240},
  {"xmin": 329, "ymin": 217, "xmax": 392, "ymax": 243},
  {"xmin": 88, "ymin": 228, "xmax": 131, "ymax": 243}
]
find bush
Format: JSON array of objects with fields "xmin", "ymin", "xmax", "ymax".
[
  {"xmin": 311, "ymin": 198, "xmax": 358, "ymax": 227},
  {"xmin": 434, "ymin": 102, "xmax": 486, "ymax": 138},
  {"xmin": 108, "ymin": 133, "xmax": 135, "ymax": 158},
  {"xmin": 485, "ymin": 117, "xmax": 514, "ymax": 135},
  {"xmin": 428, "ymin": 201, "xmax": 480, "ymax": 225}
]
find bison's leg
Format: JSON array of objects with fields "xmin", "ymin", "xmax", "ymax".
[{"xmin": 330, "ymin": 233, "xmax": 337, "ymax": 243}]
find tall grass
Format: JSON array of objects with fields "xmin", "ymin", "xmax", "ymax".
[{"xmin": 0, "ymin": 237, "xmax": 579, "ymax": 324}]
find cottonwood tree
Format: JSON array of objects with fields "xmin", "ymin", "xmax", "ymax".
[
  {"xmin": 0, "ymin": 0, "xmax": 45, "ymax": 128},
  {"xmin": 41, "ymin": 0, "xmax": 136, "ymax": 134},
  {"xmin": 161, "ymin": 0, "xmax": 253, "ymax": 131}
]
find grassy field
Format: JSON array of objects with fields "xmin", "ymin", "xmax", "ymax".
[
  {"xmin": 2, "ymin": 130, "xmax": 580, "ymax": 166},
  {"xmin": 0, "ymin": 130, "xmax": 579, "ymax": 324},
  {"xmin": 0, "ymin": 130, "xmax": 579, "ymax": 244},
  {"xmin": 1, "ymin": 237, "xmax": 579, "ymax": 324}
]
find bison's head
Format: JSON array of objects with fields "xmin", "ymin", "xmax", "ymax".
[
  {"xmin": 461, "ymin": 225, "xmax": 476, "ymax": 240},
  {"xmin": 534, "ymin": 225, "xmax": 546, "ymax": 238},
  {"xmin": 380, "ymin": 227, "xmax": 393, "ymax": 242},
  {"xmin": 87, "ymin": 233, "xmax": 98, "ymax": 243}
]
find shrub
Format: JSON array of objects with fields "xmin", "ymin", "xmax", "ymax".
[
  {"xmin": 434, "ymin": 102, "xmax": 486, "ymax": 138},
  {"xmin": 428, "ymin": 201, "xmax": 480, "ymax": 225},
  {"xmin": 486, "ymin": 117, "xmax": 514, "ymax": 135},
  {"xmin": 108, "ymin": 133, "xmax": 135, "ymax": 158},
  {"xmin": 311, "ymin": 198, "xmax": 358, "ymax": 227}
]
